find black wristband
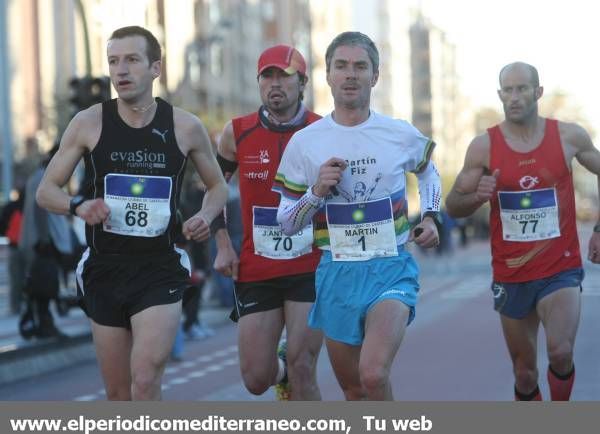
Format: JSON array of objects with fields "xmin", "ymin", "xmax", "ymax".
[
  {"xmin": 210, "ymin": 211, "xmax": 226, "ymax": 233},
  {"xmin": 593, "ymin": 223, "xmax": 600, "ymax": 233},
  {"xmin": 69, "ymin": 195, "xmax": 86, "ymax": 216},
  {"xmin": 422, "ymin": 211, "xmax": 443, "ymax": 232},
  {"xmin": 216, "ymin": 154, "xmax": 238, "ymax": 180}
]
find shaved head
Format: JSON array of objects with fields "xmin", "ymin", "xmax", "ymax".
[{"xmin": 499, "ymin": 62, "xmax": 539, "ymax": 88}]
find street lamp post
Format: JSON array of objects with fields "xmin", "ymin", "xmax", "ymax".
[{"xmin": 0, "ymin": 0, "xmax": 14, "ymax": 201}]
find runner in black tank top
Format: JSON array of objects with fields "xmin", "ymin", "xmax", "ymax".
[
  {"xmin": 81, "ymin": 97, "xmax": 186, "ymax": 254},
  {"xmin": 35, "ymin": 26, "xmax": 227, "ymax": 400}
]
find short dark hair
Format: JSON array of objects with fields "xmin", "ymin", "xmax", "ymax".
[
  {"xmin": 109, "ymin": 26, "xmax": 161, "ymax": 64},
  {"xmin": 499, "ymin": 62, "xmax": 540, "ymax": 88},
  {"xmin": 298, "ymin": 73, "xmax": 307, "ymax": 101},
  {"xmin": 325, "ymin": 31, "xmax": 379, "ymax": 73}
]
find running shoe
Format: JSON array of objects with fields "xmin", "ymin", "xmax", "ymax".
[{"xmin": 274, "ymin": 339, "xmax": 291, "ymax": 401}]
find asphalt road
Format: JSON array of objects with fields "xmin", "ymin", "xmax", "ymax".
[{"xmin": 1, "ymin": 228, "xmax": 598, "ymax": 401}]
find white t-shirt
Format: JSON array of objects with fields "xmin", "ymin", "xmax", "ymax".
[{"xmin": 274, "ymin": 111, "xmax": 433, "ymax": 248}]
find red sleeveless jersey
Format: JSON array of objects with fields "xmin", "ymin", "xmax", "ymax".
[
  {"xmin": 233, "ymin": 110, "xmax": 322, "ymax": 282},
  {"xmin": 488, "ymin": 118, "xmax": 581, "ymax": 282}
]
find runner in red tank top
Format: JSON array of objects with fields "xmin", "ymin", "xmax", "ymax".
[
  {"xmin": 212, "ymin": 45, "xmax": 322, "ymax": 400},
  {"xmin": 446, "ymin": 62, "xmax": 600, "ymax": 401}
]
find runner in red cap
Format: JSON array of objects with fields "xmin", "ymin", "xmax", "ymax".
[
  {"xmin": 212, "ymin": 44, "xmax": 322, "ymax": 400},
  {"xmin": 257, "ymin": 44, "xmax": 307, "ymax": 76},
  {"xmin": 446, "ymin": 62, "xmax": 600, "ymax": 400}
]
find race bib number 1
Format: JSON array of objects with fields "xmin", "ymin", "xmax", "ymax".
[
  {"xmin": 498, "ymin": 188, "xmax": 561, "ymax": 242},
  {"xmin": 253, "ymin": 206, "xmax": 313, "ymax": 259},
  {"xmin": 326, "ymin": 197, "xmax": 398, "ymax": 261},
  {"xmin": 103, "ymin": 174, "xmax": 172, "ymax": 237}
]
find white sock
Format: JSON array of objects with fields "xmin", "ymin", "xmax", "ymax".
[{"xmin": 275, "ymin": 358, "xmax": 285, "ymax": 384}]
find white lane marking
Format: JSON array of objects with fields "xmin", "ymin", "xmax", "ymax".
[
  {"xmin": 168, "ymin": 378, "xmax": 188, "ymax": 385},
  {"xmin": 73, "ymin": 344, "xmax": 240, "ymax": 399},
  {"xmin": 74, "ymin": 395, "xmax": 98, "ymax": 401}
]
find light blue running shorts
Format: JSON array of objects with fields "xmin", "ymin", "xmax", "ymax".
[{"xmin": 308, "ymin": 247, "xmax": 419, "ymax": 345}]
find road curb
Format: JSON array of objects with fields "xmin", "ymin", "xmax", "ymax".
[
  {"xmin": 0, "ymin": 332, "xmax": 95, "ymax": 386},
  {"xmin": 0, "ymin": 306, "xmax": 231, "ymax": 387}
]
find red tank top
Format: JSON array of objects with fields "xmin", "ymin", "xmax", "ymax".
[
  {"xmin": 488, "ymin": 119, "xmax": 581, "ymax": 282},
  {"xmin": 233, "ymin": 110, "xmax": 322, "ymax": 282}
]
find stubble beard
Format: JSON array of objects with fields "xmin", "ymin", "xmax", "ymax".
[
  {"xmin": 505, "ymin": 103, "xmax": 537, "ymax": 125},
  {"xmin": 265, "ymin": 97, "xmax": 295, "ymax": 118},
  {"xmin": 339, "ymin": 92, "xmax": 368, "ymax": 111}
]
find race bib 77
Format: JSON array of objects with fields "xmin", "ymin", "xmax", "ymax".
[{"xmin": 498, "ymin": 188, "xmax": 560, "ymax": 242}]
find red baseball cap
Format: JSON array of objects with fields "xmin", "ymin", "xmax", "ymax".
[{"xmin": 257, "ymin": 45, "xmax": 306, "ymax": 76}]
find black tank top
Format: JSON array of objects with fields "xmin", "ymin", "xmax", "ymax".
[{"xmin": 81, "ymin": 98, "xmax": 187, "ymax": 254}]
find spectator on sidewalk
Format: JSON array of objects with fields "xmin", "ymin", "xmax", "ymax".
[
  {"xmin": 19, "ymin": 144, "xmax": 73, "ymax": 339},
  {"xmin": 180, "ymin": 174, "xmax": 215, "ymax": 339},
  {"xmin": 0, "ymin": 187, "xmax": 26, "ymax": 314}
]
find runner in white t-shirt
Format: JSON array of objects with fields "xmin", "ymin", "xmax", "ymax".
[{"xmin": 273, "ymin": 32, "xmax": 442, "ymax": 401}]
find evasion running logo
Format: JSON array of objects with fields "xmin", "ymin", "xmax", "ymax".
[{"xmin": 110, "ymin": 149, "xmax": 167, "ymax": 169}]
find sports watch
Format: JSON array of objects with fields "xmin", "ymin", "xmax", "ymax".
[
  {"xmin": 69, "ymin": 195, "xmax": 86, "ymax": 216},
  {"xmin": 422, "ymin": 211, "xmax": 443, "ymax": 232}
]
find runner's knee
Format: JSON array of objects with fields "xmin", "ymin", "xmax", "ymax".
[
  {"xmin": 547, "ymin": 341, "xmax": 574, "ymax": 371},
  {"xmin": 287, "ymin": 355, "xmax": 316, "ymax": 386},
  {"xmin": 287, "ymin": 339, "xmax": 318, "ymax": 370},
  {"xmin": 131, "ymin": 369, "xmax": 161, "ymax": 399},
  {"xmin": 359, "ymin": 364, "xmax": 389, "ymax": 395},
  {"xmin": 342, "ymin": 386, "xmax": 367, "ymax": 401},
  {"xmin": 130, "ymin": 356, "xmax": 167, "ymax": 397},
  {"xmin": 241, "ymin": 372, "xmax": 272, "ymax": 395},
  {"xmin": 239, "ymin": 358, "xmax": 275, "ymax": 395},
  {"xmin": 105, "ymin": 384, "xmax": 131, "ymax": 401},
  {"xmin": 513, "ymin": 365, "xmax": 538, "ymax": 389}
]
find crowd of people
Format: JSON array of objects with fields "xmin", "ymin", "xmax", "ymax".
[{"xmin": 1, "ymin": 25, "xmax": 598, "ymax": 402}]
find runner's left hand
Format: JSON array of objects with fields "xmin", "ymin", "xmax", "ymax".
[
  {"xmin": 588, "ymin": 231, "xmax": 600, "ymax": 264},
  {"xmin": 183, "ymin": 213, "xmax": 210, "ymax": 242},
  {"xmin": 410, "ymin": 217, "xmax": 439, "ymax": 248}
]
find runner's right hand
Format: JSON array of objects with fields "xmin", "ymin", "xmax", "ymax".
[
  {"xmin": 475, "ymin": 169, "xmax": 500, "ymax": 203},
  {"xmin": 313, "ymin": 158, "xmax": 347, "ymax": 197},
  {"xmin": 213, "ymin": 244, "xmax": 239, "ymax": 280},
  {"xmin": 76, "ymin": 198, "xmax": 110, "ymax": 225}
]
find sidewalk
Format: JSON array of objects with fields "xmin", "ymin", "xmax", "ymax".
[
  {"xmin": 0, "ymin": 301, "xmax": 231, "ymax": 387},
  {"xmin": 0, "ymin": 243, "xmax": 232, "ymax": 386}
]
